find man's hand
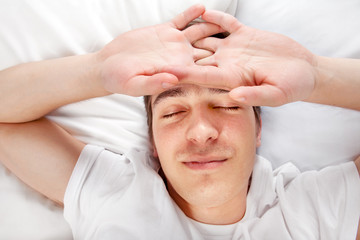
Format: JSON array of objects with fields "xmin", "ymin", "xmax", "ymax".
[
  {"xmin": 166, "ymin": 9, "xmax": 317, "ymax": 107},
  {"xmin": 199, "ymin": 10, "xmax": 317, "ymax": 107},
  {"xmin": 97, "ymin": 4, "xmax": 222, "ymax": 96},
  {"xmin": 167, "ymin": 10, "xmax": 360, "ymax": 110}
]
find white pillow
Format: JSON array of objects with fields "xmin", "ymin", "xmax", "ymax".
[
  {"xmin": 235, "ymin": 0, "xmax": 360, "ymax": 171},
  {"xmin": 0, "ymin": 0, "xmax": 237, "ymax": 239}
]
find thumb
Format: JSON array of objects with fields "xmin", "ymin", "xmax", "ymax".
[
  {"xmin": 229, "ymin": 85, "xmax": 288, "ymax": 107},
  {"xmin": 163, "ymin": 65, "xmax": 231, "ymax": 89},
  {"xmin": 125, "ymin": 73, "xmax": 179, "ymax": 96}
]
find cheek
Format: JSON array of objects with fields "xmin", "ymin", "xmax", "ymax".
[
  {"xmin": 152, "ymin": 123, "xmax": 181, "ymax": 157},
  {"xmin": 223, "ymin": 115, "xmax": 254, "ymax": 134},
  {"xmin": 221, "ymin": 115, "xmax": 258, "ymax": 147},
  {"xmin": 152, "ymin": 125, "xmax": 183, "ymax": 180}
]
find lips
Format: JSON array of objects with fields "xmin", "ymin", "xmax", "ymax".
[{"xmin": 182, "ymin": 157, "xmax": 227, "ymax": 170}]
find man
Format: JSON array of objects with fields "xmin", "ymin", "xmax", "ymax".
[
  {"xmin": 146, "ymin": 84, "xmax": 261, "ymax": 225},
  {"xmin": 0, "ymin": 5, "xmax": 359, "ymax": 240}
]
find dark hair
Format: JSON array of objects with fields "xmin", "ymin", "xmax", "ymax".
[{"xmin": 143, "ymin": 95, "xmax": 261, "ymax": 143}]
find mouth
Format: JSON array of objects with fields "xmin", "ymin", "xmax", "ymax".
[{"xmin": 183, "ymin": 158, "xmax": 227, "ymax": 170}]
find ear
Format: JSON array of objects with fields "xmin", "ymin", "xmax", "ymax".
[{"xmin": 256, "ymin": 117, "xmax": 262, "ymax": 147}]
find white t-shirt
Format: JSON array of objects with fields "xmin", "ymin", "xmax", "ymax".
[{"xmin": 64, "ymin": 145, "xmax": 360, "ymax": 240}]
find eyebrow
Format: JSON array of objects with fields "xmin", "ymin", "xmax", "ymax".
[
  {"xmin": 208, "ymin": 88, "xmax": 229, "ymax": 94},
  {"xmin": 153, "ymin": 88, "xmax": 186, "ymax": 107},
  {"xmin": 152, "ymin": 87, "xmax": 229, "ymax": 107}
]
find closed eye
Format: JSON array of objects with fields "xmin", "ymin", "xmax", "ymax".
[
  {"xmin": 163, "ymin": 111, "xmax": 186, "ymax": 119},
  {"xmin": 214, "ymin": 106, "xmax": 241, "ymax": 111}
]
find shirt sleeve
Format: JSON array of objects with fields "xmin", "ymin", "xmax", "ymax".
[
  {"xmin": 275, "ymin": 161, "xmax": 360, "ymax": 240},
  {"xmin": 63, "ymin": 144, "xmax": 134, "ymax": 238}
]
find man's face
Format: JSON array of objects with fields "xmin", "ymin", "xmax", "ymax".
[{"xmin": 151, "ymin": 84, "xmax": 261, "ymax": 211}]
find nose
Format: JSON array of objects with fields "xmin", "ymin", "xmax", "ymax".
[{"xmin": 186, "ymin": 112, "xmax": 219, "ymax": 145}]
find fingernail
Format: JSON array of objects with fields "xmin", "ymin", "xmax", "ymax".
[
  {"xmin": 235, "ymin": 97, "xmax": 246, "ymax": 103},
  {"xmin": 229, "ymin": 91, "xmax": 246, "ymax": 103},
  {"xmin": 162, "ymin": 82, "xmax": 177, "ymax": 89}
]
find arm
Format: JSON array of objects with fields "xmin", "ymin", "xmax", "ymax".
[
  {"xmin": 167, "ymin": 10, "xmax": 360, "ymax": 110},
  {"xmin": 307, "ymin": 56, "xmax": 360, "ymax": 110},
  {"xmin": 0, "ymin": 118, "xmax": 85, "ymax": 205},
  {"xmin": 0, "ymin": 54, "xmax": 109, "ymax": 123},
  {"xmin": 0, "ymin": 4, "xmax": 222, "ymax": 123},
  {"xmin": 355, "ymin": 155, "xmax": 360, "ymax": 239},
  {"xmin": 355, "ymin": 156, "xmax": 360, "ymax": 177}
]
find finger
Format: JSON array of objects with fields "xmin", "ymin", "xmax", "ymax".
[
  {"xmin": 229, "ymin": 85, "xmax": 288, "ymax": 107},
  {"xmin": 128, "ymin": 73, "xmax": 179, "ymax": 96},
  {"xmin": 193, "ymin": 48, "xmax": 213, "ymax": 62},
  {"xmin": 202, "ymin": 9, "xmax": 243, "ymax": 33},
  {"xmin": 195, "ymin": 55, "xmax": 217, "ymax": 66},
  {"xmin": 170, "ymin": 4, "xmax": 205, "ymax": 30},
  {"xmin": 193, "ymin": 37, "xmax": 221, "ymax": 52},
  {"xmin": 183, "ymin": 22, "xmax": 224, "ymax": 43},
  {"xmin": 163, "ymin": 65, "xmax": 232, "ymax": 90}
]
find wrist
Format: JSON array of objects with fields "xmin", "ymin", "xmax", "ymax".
[
  {"xmin": 81, "ymin": 52, "xmax": 112, "ymax": 98},
  {"xmin": 306, "ymin": 55, "xmax": 330, "ymax": 103},
  {"xmin": 305, "ymin": 56, "xmax": 360, "ymax": 110}
]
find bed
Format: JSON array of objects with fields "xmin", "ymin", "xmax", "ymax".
[{"xmin": 0, "ymin": 0, "xmax": 359, "ymax": 239}]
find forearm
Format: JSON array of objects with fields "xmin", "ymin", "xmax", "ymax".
[
  {"xmin": 0, "ymin": 53, "xmax": 110, "ymax": 123},
  {"xmin": 0, "ymin": 119, "xmax": 85, "ymax": 204},
  {"xmin": 307, "ymin": 56, "xmax": 360, "ymax": 110}
]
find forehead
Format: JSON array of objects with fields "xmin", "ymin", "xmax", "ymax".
[{"xmin": 152, "ymin": 84, "xmax": 229, "ymax": 108}]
